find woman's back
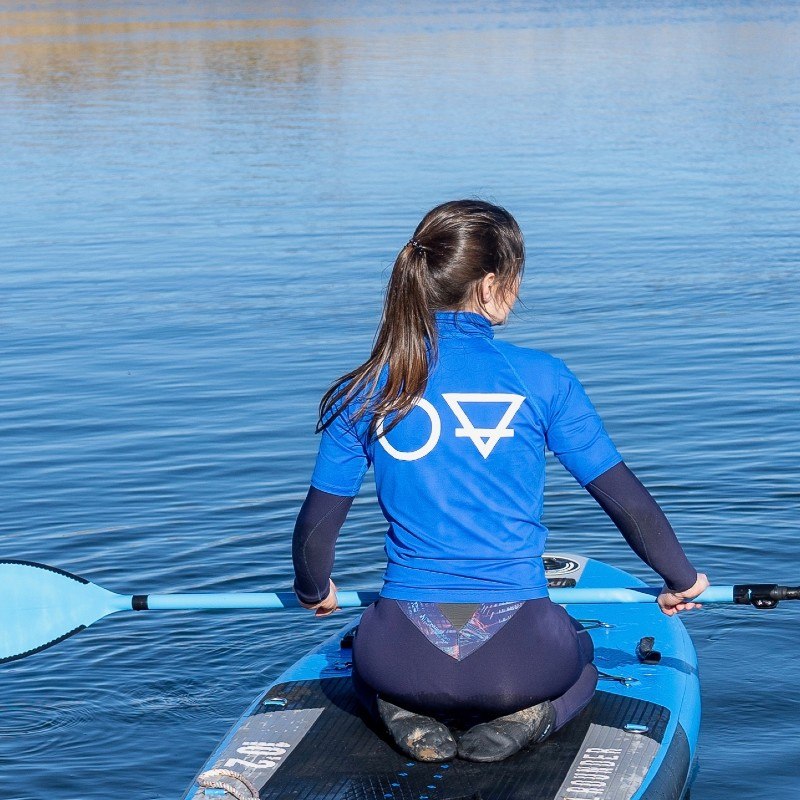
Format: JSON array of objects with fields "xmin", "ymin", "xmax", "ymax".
[{"xmin": 312, "ymin": 310, "xmax": 621, "ymax": 602}]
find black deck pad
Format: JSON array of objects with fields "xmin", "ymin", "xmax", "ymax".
[{"xmin": 246, "ymin": 678, "xmax": 670, "ymax": 800}]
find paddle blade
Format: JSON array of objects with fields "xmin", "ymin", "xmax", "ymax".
[{"xmin": 0, "ymin": 560, "xmax": 129, "ymax": 664}]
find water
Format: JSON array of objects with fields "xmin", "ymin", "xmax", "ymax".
[{"xmin": 1, "ymin": 2, "xmax": 799, "ymax": 797}]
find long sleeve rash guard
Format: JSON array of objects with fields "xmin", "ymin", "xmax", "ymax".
[{"xmin": 294, "ymin": 312, "xmax": 697, "ymax": 603}]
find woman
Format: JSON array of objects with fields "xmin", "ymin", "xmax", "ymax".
[{"xmin": 293, "ymin": 199, "xmax": 708, "ymax": 764}]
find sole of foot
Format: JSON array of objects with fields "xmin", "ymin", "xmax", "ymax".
[
  {"xmin": 457, "ymin": 701, "xmax": 555, "ymax": 763},
  {"xmin": 377, "ymin": 698, "xmax": 457, "ymax": 763}
]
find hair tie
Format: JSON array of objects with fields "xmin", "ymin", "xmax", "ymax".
[{"xmin": 407, "ymin": 238, "xmax": 426, "ymax": 255}]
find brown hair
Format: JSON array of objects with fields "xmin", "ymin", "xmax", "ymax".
[{"xmin": 318, "ymin": 199, "xmax": 525, "ymax": 438}]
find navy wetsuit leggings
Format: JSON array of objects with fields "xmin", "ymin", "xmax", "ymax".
[{"xmin": 352, "ymin": 596, "xmax": 597, "ymax": 731}]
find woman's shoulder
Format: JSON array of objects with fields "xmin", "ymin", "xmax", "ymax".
[
  {"xmin": 487, "ymin": 339, "xmax": 575, "ymax": 409},
  {"xmin": 490, "ymin": 337, "xmax": 566, "ymax": 375}
]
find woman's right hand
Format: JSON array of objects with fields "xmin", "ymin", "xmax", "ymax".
[
  {"xmin": 657, "ymin": 573, "xmax": 709, "ymax": 616},
  {"xmin": 298, "ymin": 579, "xmax": 340, "ymax": 617}
]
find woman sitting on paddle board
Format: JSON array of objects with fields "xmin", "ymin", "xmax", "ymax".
[{"xmin": 293, "ymin": 199, "xmax": 708, "ymax": 763}]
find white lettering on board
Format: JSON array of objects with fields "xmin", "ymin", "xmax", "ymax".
[
  {"xmin": 561, "ymin": 746, "xmax": 623, "ymax": 799},
  {"xmin": 224, "ymin": 740, "xmax": 291, "ymax": 771}
]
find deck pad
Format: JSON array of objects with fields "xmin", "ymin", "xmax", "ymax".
[{"xmin": 192, "ymin": 677, "xmax": 672, "ymax": 800}]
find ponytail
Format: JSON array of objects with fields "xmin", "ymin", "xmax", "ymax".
[
  {"xmin": 317, "ymin": 241, "xmax": 436, "ymax": 439},
  {"xmin": 318, "ymin": 200, "xmax": 525, "ymax": 440}
]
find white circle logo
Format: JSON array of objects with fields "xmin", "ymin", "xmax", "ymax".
[{"xmin": 376, "ymin": 398, "xmax": 441, "ymax": 461}]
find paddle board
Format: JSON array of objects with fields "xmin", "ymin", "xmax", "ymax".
[{"xmin": 183, "ymin": 554, "xmax": 699, "ymax": 800}]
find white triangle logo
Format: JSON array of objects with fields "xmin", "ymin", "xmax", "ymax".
[{"xmin": 442, "ymin": 393, "xmax": 525, "ymax": 459}]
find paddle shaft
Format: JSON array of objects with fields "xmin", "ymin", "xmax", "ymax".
[{"xmin": 132, "ymin": 584, "xmax": 799, "ymax": 610}]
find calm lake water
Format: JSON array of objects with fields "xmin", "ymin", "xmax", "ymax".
[{"xmin": 1, "ymin": 2, "xmax": 799, "ymax": 797}]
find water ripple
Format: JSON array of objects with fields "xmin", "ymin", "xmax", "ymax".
[{"xmin": 0, "ymin": 700, "xmax": 95, "ymax": 738}]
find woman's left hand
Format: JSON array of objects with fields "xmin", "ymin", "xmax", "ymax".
[
  {"xmin": 298, "ymin": 579, "xmax": 340, "ymax": 617},
  {"xmin": 657, "ymin": 573, "xmax": 709, "ymax": 616}
]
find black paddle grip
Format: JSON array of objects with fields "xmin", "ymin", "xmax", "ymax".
[{"xmin": 733, "ymin": 584, "xmax": 800, "ymax": 609}]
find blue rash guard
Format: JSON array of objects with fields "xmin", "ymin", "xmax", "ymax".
[{"xmin": 310, "ymin": 311, "xmax": 623, "ymax": 603}]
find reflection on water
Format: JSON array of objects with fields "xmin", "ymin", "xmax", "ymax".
[
  {"xmin": 1, "ymin": 2, "xmax": 799, "ymax": 798},
  {"xmin": 1, "ymin": 18, "xmax": 347, "ymax": 101}
]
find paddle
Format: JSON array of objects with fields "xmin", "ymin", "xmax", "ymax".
[{"xmin": 2, "ymin": 559, "xmax": 798, "ymax": 665}]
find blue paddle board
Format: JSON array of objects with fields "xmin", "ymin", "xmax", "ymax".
[{"xmin": 183, "ymin": 554, "xmax": 699, "ymax": 800}]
